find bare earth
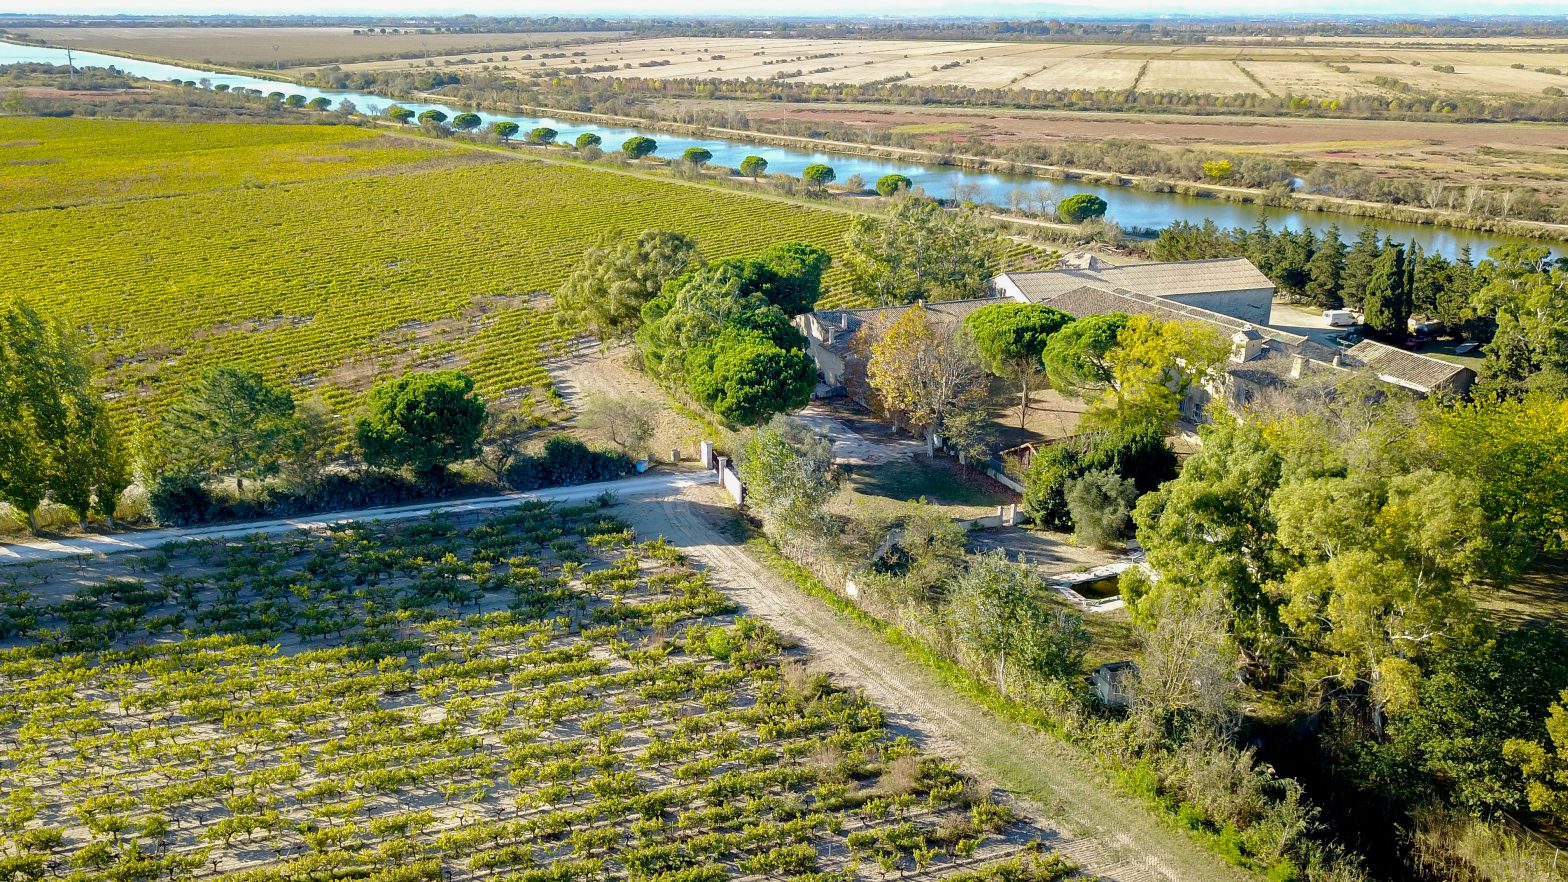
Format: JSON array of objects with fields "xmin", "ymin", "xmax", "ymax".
[{"xmin": 621, "ymin": 485, "xmax": 1256, "ymax": 882}]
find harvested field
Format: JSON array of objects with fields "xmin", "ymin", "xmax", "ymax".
[
  {"xmin": 330, "ymin": 35, "xmax": 1568, "ymax": 100},
  {"xmin": 11, "ymin": 26, "xmax": 623, "ymax": 67}
]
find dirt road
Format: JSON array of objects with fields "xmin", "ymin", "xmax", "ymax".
[{"xmin": 621, "ymin": 486, "xmax": 1256, "ymax": 882}]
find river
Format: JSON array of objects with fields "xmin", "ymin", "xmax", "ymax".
[{"xmin": 5, "ymin": 39, "xmax": 1559, "ymax": 261}]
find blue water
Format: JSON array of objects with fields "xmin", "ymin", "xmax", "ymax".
[{"xmin": 4, "ymin": 39, "xmax": 1557, "ymax": 261}]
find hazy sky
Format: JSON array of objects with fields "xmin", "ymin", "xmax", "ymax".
[{"xmin": 8, "ymin": 0, "xmax": 1566, "ymax": 16}]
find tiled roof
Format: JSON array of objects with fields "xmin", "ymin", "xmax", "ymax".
[
  {"xmin": 1035, "ymin": 284, "xmax": 1310, "ymax": 349},
  {"xmin": 1344, "ymin": 340, "xmax": 1474, "ymax": 392},
  {"xmin": 807, "ymin": 297, "xmax": 1001, "ymax": 356},
  {"xmin": 1002, "ymin": 257, "xmax": 1276, "ymax": 301}
]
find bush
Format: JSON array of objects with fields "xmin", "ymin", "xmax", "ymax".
[
  {"xmin": 146, "ymin": 472, "xmax": 215, "ymax": 527},
  {"xmin": 503, "ymin": 436, "xmax": 633, "ymax": 492},
  {"xmin": 1023, "ymin": 425, "xmax": 1175, "ymax": 529},
  {"xmin": 1065, "ymin": 468, "xmax": 1136, "ymax": 548},
  {"xmin": 1056, "ymin": 193, "xmax": 1109, "ymax": 224}
]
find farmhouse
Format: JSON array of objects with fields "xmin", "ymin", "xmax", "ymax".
[{"xmin": 797, "ymin": 257, "xmax": 1475, "ymax": 415}]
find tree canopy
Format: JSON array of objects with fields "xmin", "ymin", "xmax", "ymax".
[
  {"xmin": 963, "ymin": 303, "xmax": 1072, "ymax": 427},
  {"xmin": 161, "ymin": 365, "xmax": 298, "ymax": 495},
  {"xmin": 622, "ymin": 136, "xmax": 657, "ymax": 159},
  {"xmin": 1056, "ymin": 194, "xmax": 1108, "ymax": 224},
  {"xmin": 844, "ymin": 198, "xmax": 1005, "ymax": 305},
  {"xmin": 865, "ymin": 304, "xmax": 989, "ymax": 457},
  {"xmin": 556, "ymin": 230, "xmax": 701, "ymax": 341},
  {"xmin": 355, "ymin": 371, "xmax": 487, "ymax": 478}
]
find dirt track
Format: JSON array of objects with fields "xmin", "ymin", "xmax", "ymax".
[{"xmin": 620, "ymin": 486, "xmax": 1257, "ymax": 882}]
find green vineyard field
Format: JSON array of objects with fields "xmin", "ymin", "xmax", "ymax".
[
  {"xmin": 0, "ymin": 117, "xmax": 481, "ymax": 212},
  {"xmin": 4, "ymin": 118, "xmax": 867, "ymax": 423},
  {"xmin": 0, "ymin": 502, "xmax": 1067, "ymax": 882}
]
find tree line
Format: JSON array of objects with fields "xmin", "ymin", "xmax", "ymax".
[
  {"xmin": 1153, "ymin": 220, "xmax": 1568, "ymax": 394},
  {"xmin": 0, "ymin": 300, "xmax": 640, "ymax": 532}
]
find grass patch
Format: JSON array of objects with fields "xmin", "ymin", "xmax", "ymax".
[{"xmin": 841, "ymin": 457, "xmax": 1011, "ymax": 512}]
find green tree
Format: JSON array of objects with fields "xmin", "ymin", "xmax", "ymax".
[
  {"xmin": 685, "ymin": 329, "xmax": 817, "ymax": 427},
  {"xmin": 574, "ymin": 132, "xmax": 602, "ymax": 150},
  {"xmin": 1085, "ymin": 315, "xmax": 1228, "ymax": 431},
  {"xmin": 1375, "ymin": 627, "xmax": 1568, "ymax": 812},
  {"xmin": 556, "ymin": 230, "xmax": 701, "ymax": 341},
  {"xmin": 490, "ymin": 121, "xmax": 519, "ymax": 141},
  {"xmin": 865, "ymin": 304, "xmax": 989, "ymax": 457},
  {"xmin": 1362, "ymin": 242, "xmax": 1410, "ymax": 340},
  {"xmin": 1272, "ymin": 470, "xmax": 1490, "ymax": 735},
  {"xmin": 0, "ymin": 303, "xmax": 59, "ymax": 529},
  {"xmin": 737, "ymin": 416, "xmax": 837, "ymax": 539},
  {"xmin": 1125, "ymin": 415, "xmax": 1290, "ymax": 662},
  {"xmin": 1304, "ymin": 225, "xmax": 1346, "ymax": 309},
  {"xmin": 843, "ymin": 197, "xmax": 1005, "ymax": 305},
  {"xmin": 1066, "ymin": 468, "xmax": 1137, "ymax": 548},
  {"xmin": 750, "ymin": 242, "xmax": 833, "ymax": 317},
  {"xmin": 739, "ymin": 155, "xmax": 768, "ymax": 180},
  {"xmin": 1056, "ymin": 194, "xmax": 1108, "ymax": 224},
  {"xmin": 1342, "ymin": 226, "xmax": 1381, "ymax": 310},
  {"xmin": 355, "ymin": 371, "xmax": 487, "ymax": 478},
  {"xmin": 951, "ymin": 551, "xmax": 1090, "ymax": 692},
  {"xmin": 801, "ymin": 163, "xmax": 836, "ymax": 193},
  {"xmin": 1506, "ymin": 691, "xmax": 1568, "ymax": 821},
  {"xmin": 1472, "ymin": 244, "xmax": 1568, "ymax": 393},
  {"xmin": 386, "ymin": 105, "xmax": 415, "ymax": 124},
  {"xmin": 876, "ymin": 174, "xmax": 912, "ymax": 197},
  {"xmin": 681, "ymin": 147, "xmax": 712, "ymax": 166},
  {"xmin": 1040, "ymin": 313, "xmax": 1130, "ymax": 399},
  {"xmin": 307, "ymin": 97, "xmax": 331, "ymax": 111},
  {"xmin": 579, "ymin": 395, "xmax": 656, "ymax": 458},
  {"xmin": 417, "ymin": 109, "xmax": 447, "ymax": 127},
  {"xmin": 451, "ymin": 112, "xmax": 482, "ymax": 131},
  {"xmin": 1423, "ymin": 391, "xmax": 1568, "ymax": 556},
  {"xmin": 963, "ymin": 303, "xmax": 1072, "ymax": 427},
  {"xmin": 621, "ymin": 136, "xmax": 657, "ymax": 159},
  {"xmin": 284, "ymin": 94, "xmax": 307, "ymax": 108},
  {"xmin": 526, "ymin": 126, "xmax": 558, "ymax": 145},
  {"xmin": 162, "ymin": 365, "xmax": 298, "ymax": 495}
]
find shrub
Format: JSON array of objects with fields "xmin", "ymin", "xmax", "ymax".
[
  {"xmin": 147, "ymin": 472, "xmax": 215, "ymax": 527},
  {"xmin": 503, "ymin": 436, "xmax": 633, "ymax": 492},
  {"xmin": 1065, "ymin": 468, "xmax": 1136, "ymax": 548}
]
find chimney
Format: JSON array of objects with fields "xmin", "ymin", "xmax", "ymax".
[{"xmin": 1289, "ymin": 355, "xmax": 1306, "ymax": 380}]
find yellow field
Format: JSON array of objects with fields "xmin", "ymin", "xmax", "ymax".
[{"xmin": 329, "ymin": 35, "xmax": 1568, "ymax": 99}]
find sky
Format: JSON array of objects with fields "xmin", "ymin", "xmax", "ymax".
[{"xmin": 6, "ymin": 1, "xmax": 1567, "ymax": 16}]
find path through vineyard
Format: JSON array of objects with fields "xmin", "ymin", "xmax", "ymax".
[{"xmin": 622, "ymin": 486, "xmax": 1257, "ymax": 882}]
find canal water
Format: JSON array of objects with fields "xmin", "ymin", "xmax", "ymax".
[{"xmin": 4, "ymin": 39, "xmax": 1557, "ymax": 260}]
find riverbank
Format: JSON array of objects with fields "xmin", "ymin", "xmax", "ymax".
[{"xmin": 449, "ymin": 97, "xmax": 1568, "ymax": 246}]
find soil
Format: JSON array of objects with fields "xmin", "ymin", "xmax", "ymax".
[{"xmin": 620, "ymin": 486, "xmax": 1255, "ymax": 882}]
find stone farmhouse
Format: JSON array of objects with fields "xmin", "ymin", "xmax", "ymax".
[{"xmin": 797, "ymin": 256, "xmax": 1475, "ymax": 420}]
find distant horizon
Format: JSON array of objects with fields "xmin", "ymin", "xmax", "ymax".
[{"xmin": 6, "ymin": 3, "xmax": 1568, "ymax": 21}]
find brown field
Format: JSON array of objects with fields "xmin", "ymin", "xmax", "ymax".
[
  {"xmin": 8, "ymin": 26, "xmax": 624, "ymax": 67},
  {"xmin": 689, "ymin": 99, "xmax": 1568, "ymax": 207},
  {"xmin": 329, "ymin": 34, "xmax": 1568, "ymax": 99}
]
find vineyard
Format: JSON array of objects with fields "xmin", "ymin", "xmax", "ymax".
[
  {"xmin": 1, "ymin": 119, "xmax": 872, "ymax": 425},
  {"xmin": 0, "ymin": 118, "xmax": 483, "ymax": 212},
  {"xmin": 0, "ymin": 501, "xmax": 1071, "ymax": 882}
]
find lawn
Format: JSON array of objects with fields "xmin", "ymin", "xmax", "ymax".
[
  {"xmin": 838, "ymin": 456, "xmax": 1013, "ymax": 520},
  {"xmin": 1, "ymin": 117, "xmax": 862, "ymax": 426},
  {"xmin": 0, "ymin": 501, "xmax": 1064, "ymax": 881}
]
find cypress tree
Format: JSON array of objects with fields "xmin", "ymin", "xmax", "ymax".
[
  {"xmin": 1342, "ymin": 226, "xmax": 1380, "ymax": 310},
  {"xmin": 1305, "ymin": 225, "xmax": 1347, "ymax": 309},
  {"xmin": 1363, "ymin": 242, "xmax": 1410, "ymax": 340}
]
